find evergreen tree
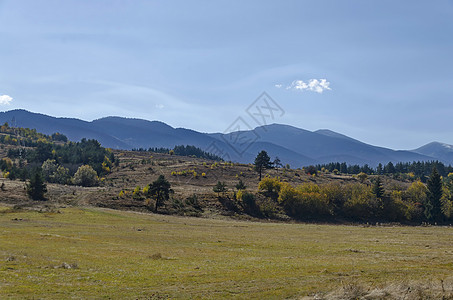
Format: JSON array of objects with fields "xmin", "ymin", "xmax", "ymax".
[
  {"xmin": 273, "ymin": 157, "xmax": 282, "ymax": 173},
  {"xmin": 340, "ymin": 162, "xmax": 348, "ymax": 174},
  {"xmin": 147, "ymin": 175, "xmax": 173, "ymax": 213},
  {"xmin": 254, "ymin": 150, "xmax": 272, "ymax": 181},
  {"xmin": 384, "ymin": 162, "xmax": 396, "ymax": 174},
  {"xmin": 26, "ymin": 172, "xmax": 47, "ymax": 200},
  {"xmin": 213, "ymin": 181, "xmax": 227, "ymax": 197},
  {"xmin": 425, "ymin": 167, "xmax": 443, "ymax": 222},
  {"xmin": 372, "ymin": 176, "xmax": 385, "ymax": 199},
  {"xmin": 235, "ymin": 179, "xmax": 246, "ymax": 190}
]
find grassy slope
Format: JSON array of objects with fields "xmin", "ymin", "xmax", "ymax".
[{"xmin": 1, "ymin": 206, "xmax": 453, "ymax": 299}]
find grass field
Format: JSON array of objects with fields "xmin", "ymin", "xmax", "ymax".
[{"xmin": 1, "ymin": 205, "xmax": 453, "ymax": 299}]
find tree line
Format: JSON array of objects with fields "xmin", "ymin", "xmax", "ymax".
[
  {"xmin": 133, "ymin": 145, "xmax": 224, "ymax": 161},
  {"xmin": 252, "ymin": 167, "xmax": 452, "ymax": 224},
  {"xmin": 315, "ymin": 161, "xmax": 453, "ymax": 179},
  {"xmin": 1, "ymin": 137, "xmax": 116, "ymax": 201},
  {"xmin": 0, "ymin": 122, "xmax": 68, "ymax": 147},
  {"xmin": 7, "ymin": 138, "xmax": 115, "ymax": 176}
]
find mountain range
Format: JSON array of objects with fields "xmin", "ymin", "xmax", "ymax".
[{"xmin": 1, "ymin": 109, "xmax": 452, "ymax": 167}]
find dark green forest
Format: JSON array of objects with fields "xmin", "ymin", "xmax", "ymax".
[
  {"xmin": 133, "ymin": 145, "xmax": 223, "ymax": 161},
  {"xmin": 315, "ymin": 161, "xmax": 453, "ymax": 181}
]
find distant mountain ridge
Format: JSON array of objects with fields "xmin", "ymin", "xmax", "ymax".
[{"xmin": 0, "ymin": 109, "xmax": 450, "ymax": 167}]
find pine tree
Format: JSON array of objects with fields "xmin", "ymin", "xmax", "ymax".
[
  {"xmin": 425, "ymin": 167, "xmax": 443, "ymax": 222},
  {"xmin": 213, "ymin": 181, "xmax": 227, "ymax": 197},
  {"xmin": 384, "ymin": 162, "xmax": 395, "ymax": 174},
  {"xmin": 376, "ymin": 163, "xmax": 383, "ymax": 175},
  {"xmin": 273, "ymin": 157, "xmax": 282, "ymax": 173},
  {"xmin": 27, "ymin": 172, "xmax": 47, "ymax": 200},
  {"xmin": 372, "ymin": 176, "xmax": 385, "ymax": 199},
  {"xmin": 146, "ymin": 175, "xmax": 173, "ymax": 212},
  {"xmin": 235, "ymin": 179, "xmax": 246, "ymax": 191},
  {"xmin": 254, "ymin": 150, "xmax": 272, "ymax": 181}
]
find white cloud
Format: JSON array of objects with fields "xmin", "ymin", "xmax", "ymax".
[
  {"xmin": 155, "ymin": 104, "xmax": 164, "ymax": 109},
  {"xmin": 0, "ymin": 95, "xmax": 13, "ymax": 105},
  {"xmin": 275, "ymin": 84, "xmax": 283, "ymax": 88},
  {"xmin": 283, "ymin": 79, "xmax": 331, "ymax": 93}
]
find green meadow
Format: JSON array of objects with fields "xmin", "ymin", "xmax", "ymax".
[{"xmin": 1, "ymin": 205, "xmax": 453, "ymax": 299}]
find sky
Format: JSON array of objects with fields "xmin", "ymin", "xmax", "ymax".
[{"xmin": 1, "ymin": 0, "xmax": 453, "ymax": 150}]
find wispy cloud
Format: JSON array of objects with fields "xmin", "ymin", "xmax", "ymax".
[
  {"xmin": 155, "ymin": 104, "xmax": 164, "ymax": 109},
  {"xmin": 0, "ymin": 95, "xmax": 13, "ymax": 105},
  {"xmin": 278, "ymin": 79, "xmax": 331, "ymax": 93}
]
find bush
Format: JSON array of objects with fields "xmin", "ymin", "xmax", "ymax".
[
  {"xmin": 305, "ymin": 165, "xmax": 318, "ymax": 176},
  {"xmin": 41, "ymin": 159, "xmax": 58, "ymax": 182},
  {"xmin": 258, "ymin": 177, "xmax": 282, "ymax": 200},
  {"xmin": 342, "ymin": 184, "xmax": 378, "ymax": 220},
  {"xmin": 278, "ymin": 183, "xmax": 330, "ymax": 219},
  {"xmin": 54, "ymin": 165, "xmax": 70, "ymax": 184},
  {"xmin": 321, "ymin": 182, "xmax": 348, "ymax": 216},
  {"xmin": 73, "ymin": 165, "xmax": 99, "ymax": 187},
  {"xmin": 213, "ymin": 181, "xmax": 227, "ymax": 196},
  {"xmin": 185, "ymin": 194, "xmax": 202, "ymax": 211},
  {"xmin": 133, "ymin": 186, "xmax": 144, "ymax": 200},
  {"xmin": 241, "ymin": 191, "xmax": 260, "ymax": 215}
]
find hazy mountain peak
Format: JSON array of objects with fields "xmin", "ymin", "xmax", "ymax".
[
  {"xmin": 315, "ymin": 129, "xmax": 349, "ymax": 139},
  {"xmin": 254, "ymin": 123, "xmax": 311, "ymax": 134}
]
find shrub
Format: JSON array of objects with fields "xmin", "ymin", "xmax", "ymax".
[
  {"xmin": 279, "ymin": 183, "xmax": 330, "ymax": 219},
  {"xmin": 305, "ymin": 165, "xmax": 318, "ymax": 176},
  {"xmin": 321, "ymin": 182, "xmax": 348, "ymax": 216},
  {"xmin": 357, "ymin": 172, "xmax": 368, "ymax": 183},
  {"xmin": 54, "ymin": 165, "xmax": 70, "ymax": 184},
  {"xmin": 235, "ymin": 179, "xmax": 246, "ymax": 190},
  {"xmin": 185, "ymin": 194, "xmax": 202, "ymax": 211},
  {"xmin": 342, "ymin": 184, "xmax": 378, "ymax": 220},
  {"xmin": 258, "ymin": 177, "xmax": 282, "ymax": 200},
  {"xmin": 241, "ymin": 191, "xmax": 260, "ymax": 215},
  {"xmin": 213, "ymin": 181, "xmax": 227, "ymax": 196},
  {"xmin": 41, "ymin": 159, "xmax": 58, "ymax": 182},
  {"xmin": 73, "ymin": 165, "xmax": 99, "ymax": 187},
  {"xmin": 133, "ymin": 186, "xmax": 144, "ymax": 200}
]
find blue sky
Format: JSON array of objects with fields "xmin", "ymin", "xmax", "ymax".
[{"xmin": 1, "ymin": 0, "xmax": 453, "ymax": 149}]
